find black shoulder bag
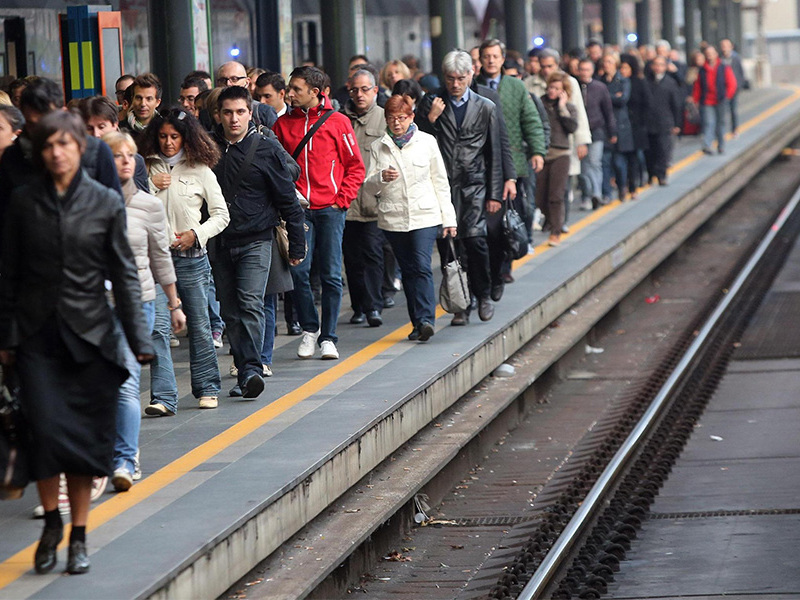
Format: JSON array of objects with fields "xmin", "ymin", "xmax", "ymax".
[
  {"xmin": 291, "ymin": 109, "xmax": 335, "ymax": 160},
  {"xmin": 1, "ymin": 364, "xmax": 29, "ymax": 500}
]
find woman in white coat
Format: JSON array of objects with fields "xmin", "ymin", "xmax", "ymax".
[
  {"xmin": 140, "ymin": 109, "xmax": 229, "ymax": 411},
  {"xmin": 364, "ymin": 95, "xmax": 457, "ymax": 342}
]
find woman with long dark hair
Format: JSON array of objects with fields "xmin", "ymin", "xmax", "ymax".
[
  {"xmin": 139, "ymin": 108, "xmax": 229, "ymax": 412},
  {"xmin": 0, "ymin": 111, "xmax": 153, "ymax": 574},
  {"xmin": 620, "ymin": 54, "xmax": 651, "ymax": 198}
]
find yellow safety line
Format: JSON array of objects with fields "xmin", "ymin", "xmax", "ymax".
[{"xmin": 2, "ymin": 86, "xmax": 800, "ymax": 588}]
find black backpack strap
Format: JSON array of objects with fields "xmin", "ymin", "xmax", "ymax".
[
  {"xmin": 292, "ymin": 108, "xmax": 335, "ymax": 160},
  {"xmin": 230, "ymin": 132, "xmax": 261, "ymax": 201}
]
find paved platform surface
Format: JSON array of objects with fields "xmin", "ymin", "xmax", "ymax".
[
  {"xmin": 605, "ymin": 201, "xmax": 800, "ymax": 598},
  {"xmin": 0, "ymin": 87, "xmax": 799, "ymax": 600}
]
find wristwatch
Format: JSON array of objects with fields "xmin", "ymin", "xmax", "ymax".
[{"xmin": 168, "ymin": 302, "xmax": 183, "ymax": 311}]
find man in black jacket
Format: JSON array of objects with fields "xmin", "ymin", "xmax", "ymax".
[
  {"xmin": 645, "ymin": 56, "xmax": 683, "ymax": 185},
  {"xmin": 212, "ymin": 86, "xmax": 305, "ymax": 398},
  {"xmin": 417, "ymin": 50, "xmax": 504, "ymax": 325}
]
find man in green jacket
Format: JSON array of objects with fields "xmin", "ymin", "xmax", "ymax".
[{"xmin": 476, "ymin": 38, "xmax": 546, "ymax": 293}]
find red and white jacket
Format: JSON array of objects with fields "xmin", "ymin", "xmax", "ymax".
[{"xmin": 273, "ymin": 95, "xmax": 365, "ymax": 210}]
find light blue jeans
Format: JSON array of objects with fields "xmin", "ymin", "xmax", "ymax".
[
  {"xmin": 261, "ymin": 293, "xmax": 278, "ymax": 366},
  {"xmin": 149, "ymin": 285, "xmax": 178, "ymax": 411},
  {"xmin": 580, "ymin": 140, "xmax": 604, "ymax": 200},
  {"xmin": 114, "ymin": 301, "xmax": 155, "ymax": 475},
  {"xmin": 701, "ymin": 101, "xmax": 729, "ymax": 151}
]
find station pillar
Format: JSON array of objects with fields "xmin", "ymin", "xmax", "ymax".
[
  {"xmin": 684, "ymin": 0, "xmax": 697, "ymax": 52},
  {"xmin": 559, "ymin": 0, "xmax": 583, "ymax": 51},
  {"xmin": 601, "ymin": 0, "xmax": 620, "ymax": 46},
  {"xmin": 730, "ymin": 0, "xmax": 743, "ymax": 51},
  {"xmin": 699, "ymin": 0, "xmax": 713, "ymax": 43},
  {"xmin": 430, "ymin": 0, "xmax": 464, "ymax": 76},
  {"xmin": 504, "ymin": 0, "xmax": 533, "ymax": 53},
  {"xmin": 717, "ymin": 0, "xmax": 730, "ymax": 41},
  {"xmin": 662, "ymin": 0, "xmax": 676, "ymax": 45},
  {"xmin": 320, "ymin": 0, "xmax": 366, "ymax": 90},
  {"xmin": 636, "ymin": 0, "xmax": 652, "ymax": 46},
  {"xmin": 148, "ymin": 0, "xmax": 211, "ymax": 103},
  {"xmin": 254, "ymin": 0, "xmax": 293, "ymax": 75}
]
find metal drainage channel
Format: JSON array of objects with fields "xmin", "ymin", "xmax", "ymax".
[{"xmin": 486, "ymin": 185, "xmax": 800, "ymax": 600}]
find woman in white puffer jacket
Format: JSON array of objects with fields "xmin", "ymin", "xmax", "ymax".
[{"xmin": 363, "ymin": 95, "xmax": 456, "ymax": 342}]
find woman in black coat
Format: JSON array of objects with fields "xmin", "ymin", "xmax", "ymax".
[
  {"xmin": 620, "ymin": 54, "xmax": 651, "ymax": 199},
  {"xmin": 0, "ymin": 111, "xmax": 153, "ymax": 575},
  {"xmin": 601, "ymin": 52, "xmax": 635, "ymax": 201}
]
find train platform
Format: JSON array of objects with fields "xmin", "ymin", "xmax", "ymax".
[
  {"xmin": 1, "ymin": 86, "xmax": 800, "ymax": 600},
  {"xmin": 604, "ymin": 188, "xmax": 800, "ymax": 599}
]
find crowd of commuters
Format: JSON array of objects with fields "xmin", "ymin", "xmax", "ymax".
[{"xmin": 0, "ymin": 33, "xmax": 746, "ymax": 575}]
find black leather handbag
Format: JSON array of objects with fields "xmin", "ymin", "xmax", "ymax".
[
  {"xmin": 1, "ymin": 365, "xmax": 29, "ymax": 500},
  {"xmin": 502, "ymin": 205, "xmax": 529, "ymax": 261}
]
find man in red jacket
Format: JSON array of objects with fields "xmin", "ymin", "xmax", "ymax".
[
  {"xmin": 691, "ymin": 45, "xmax": 737, "ymax": 155},
  {"xmin": 273, "ymin": 66, "xmax": 365, "ymax": 360}
]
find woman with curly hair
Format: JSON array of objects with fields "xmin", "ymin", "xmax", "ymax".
[
  {"xmin": 380, "ymin": 60, "xmax": 411, "ymax": 91},
  {"xmin": 139, "ymin": 108, "xmax": 229, "ymax": 412}
]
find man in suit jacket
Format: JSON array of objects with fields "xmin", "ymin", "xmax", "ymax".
[
  {"xmin": 417, "ymin": 50, "xmax": 504, "ymax": 325},
  {"xmin": 645, "ymin": 56, "xmax": 683, "ymax": 185}
]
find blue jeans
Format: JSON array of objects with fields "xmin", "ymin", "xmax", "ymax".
[
  {"xmin": 115, "ymin": 300, "xmax": 155, "ymax": 474},
  {"xmin": 385, "ymin": 226, "xmax": 438, "ymax": 327},
  {"xmin": 701, "ymin": 101, "xmax": 729, "ymax": 151},
  {"xmin": 290, "ymin": 206, "xmax": 347, "ymax": 344},
  {"xmin": 580, "ymin": 140, "xmax": 604, "ymax": 199},
  {"xmin": 207, "ymin": 270, "xmax": 225, "ymax": 334},
  {"xmin": 212, "ymin": 240, "xmax": 271, "ymax": 384},
  {"xmin": 149, "ymin": 285, "xmax": 179, "ymax": 412},
  {"xmin": 173, "ymin": 255, "xmax": 222, "ymax": 398},
  {"xmin": 261, "ymin": 293, "xmax": 277, "ymax": 366}
]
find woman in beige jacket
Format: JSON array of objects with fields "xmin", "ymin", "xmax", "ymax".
[
  {"xmin": 140, "ymin": 109, "xmax": 229, "ymax": 412},
  {"xmin": 364, "ymin": 95, "xmax": 456, "ymax": 342}
]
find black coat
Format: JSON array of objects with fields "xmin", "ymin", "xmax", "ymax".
[
  {"xmin": 646, "ymin": 74, "xmax": 683, "ymax": 134},
  {"xmin": 416, "ymin": 89, "xmax": 504, "ymax": 238},
  {"xmin": 627, "ymin": 77, "xmax": 652, "ymax": 151},
  {"xmin": 603, "ymin": 74, "xmax": 635, "ymax": 153},
  {"xmin": 213, "ymin": 126, "xmax": 305, "ymax": 258},
  {"xmin": 471, "ymin": 82, "xmax": 516, "ymax": 181},
  {"xmin": 0, "ymin": 169, "xmax": 153, "ymax": 369}
]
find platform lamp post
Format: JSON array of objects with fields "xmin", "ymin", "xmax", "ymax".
[{"xmin": 430, "ymin": 0, "xmax": 464, "ymax": 77}]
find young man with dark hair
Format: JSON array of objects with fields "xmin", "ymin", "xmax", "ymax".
[
  {"xmin": 211, "ymin": 85, "xmax": 305, "ymax": 397},
  {"xmin": 254, "ymin": 72, "xmax": 288, "ymax": 117},
  {"xmin": 178, "ymin": 76, "xmax": 209, "ymax": 117},
  {"xmin": 115, "ymin": 74, "xmax": 135, "ymax": 106},
  {"xmin": 273, "ymin": 66, "xmax": 366, "ymax": 360},
  {"xmin": 121, "ymin": 73, "xmax": 162, "ymax": 137}
]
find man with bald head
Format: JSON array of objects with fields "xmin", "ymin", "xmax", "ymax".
[{"xmin": 216, "ymin": 61, "xmax": 277, "ymax": 129}]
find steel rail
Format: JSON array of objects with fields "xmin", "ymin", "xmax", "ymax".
[{"xmin": 517, "ymin": 183, "xmax": 800, "ymax": 599}]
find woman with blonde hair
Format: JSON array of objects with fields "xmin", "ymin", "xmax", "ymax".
[{"xmin": 380, "ymin": 60, "xmax": 411, "ymax": 91}]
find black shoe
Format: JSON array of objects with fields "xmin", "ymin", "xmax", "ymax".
[
  {"xmin": 491, "ymin": 282, "xmax": 504, "ymax": 302},
  {"xmin": 35, "ymin": 525, "xmax": 63, "ymax": 574},
  {"xmin": 469, "ymin": 296, "xmax": 478, "ymax": 312},
  {"xmin": 658, "ymin": 177, "xmax": 668, "ymax": 186},
  {"xmin": 229, "ymin": 385, "xmax": 243, "ymax": 397},
  {"xmin": 591, "ymin": 196, "xmax": 599, "ymax": 210},
  {"xmin": 287, "ymin": 321, "xmax": 302, "ymax": 335},
  {"xmin": 478, "ymin": 298, "xmax": 495, "ymax": 322},
  {"xmin": 242, "ymin": 373, "xmax": 264, "ymax": 399},
  {"xmin": 366, "ymin": 310, "xmax": 383, "ymax": 327},
  {"xmin": 718, "ymin": 146, "xmax": 725, "ymax": 154},
  {"xmin": 383, "ymin": 296, "xmax": 396, "ymax": 309},
  {"xmin": 451, "ymin": 312, "xmax": 469, "ymax": 326},
  {"xmin": 418, "ymin": 322, "xmax": 435, "ymax": 341},
  {"xmin": 702, "ymin": 147, "xmax": 713, "ymax": 155},
  {"xmin": 66, "ymin": 540, "xmax": 90, "ymax": 575},
  {"xmin": 502, "ymin": 272, "xmax": 515, "ymax": 284},
  {"xmin": 408, "ymin": 326, "xmax": 420, "ymax": 341},
  {"xmin": 349, "ymin": 311, "xmax": 366, "ymax": 324}
]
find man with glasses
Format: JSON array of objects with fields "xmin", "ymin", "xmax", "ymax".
[
  {"xmin": 341, "ymin": 69, "xmax": 386, "ymax": 327},
  {"xmin": 417, "ymin": 50, "xmax": 504, "ymax": 325},
  {"xmin": 115, "ymin": 74, "xmax": 135, "ymax": 106},
  {"xmin": 178, "ymin": 76, "xmax": 208, "ymax": 118},
  {"xmin": 216, "ymin": 61, "xmax": 277, "ymax": 129}
]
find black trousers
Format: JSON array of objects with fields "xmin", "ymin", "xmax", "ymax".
[
  {"xmin": 645, "ymin": 132, "xmax": 673, "ymax": 181},
  {"xmin": 438, "ymin": 234, "xmax": 492, "ymax": 302},
  {"xmin": 343, "ymin": 219, "xmax": 385, "ymax": 313}
]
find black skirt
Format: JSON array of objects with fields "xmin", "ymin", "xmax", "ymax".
[{"xmin": 16, "ymin": 316, "xmax": 128, "ymax": 480}]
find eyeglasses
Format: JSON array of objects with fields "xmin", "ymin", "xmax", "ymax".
[
  {"xmin": 386, "ymin": 115, "xmax": 411, "ymax": 123},
  {"xmin": 177, "ymin": 95, "xmax": 197, "ymax": 104},
  {"xmin": 349, "ymin": 86, "xmax": 376, "ymax": 96},
  {"xmin": 216, "ymin": 75, "xmax": 247, "ymax": 85}
]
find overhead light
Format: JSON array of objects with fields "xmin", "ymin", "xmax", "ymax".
[
  {"xmin": 626, "ymin": 33, "xmax": 638, "ymax": 43},
  {"xmin": 230, "ymin": 45, "xmax": 241, "ymax": 58},
  {"xmin": 533, "ymin": 36, "xmax": 545, "ymax": 47}
]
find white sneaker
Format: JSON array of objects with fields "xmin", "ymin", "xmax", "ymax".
[
  {"xmin": 532, "ymin": 208, "xmax": 544, "ymax": 231},
  {"xmin": 199, "ymin": 396, "xmax": 218, "ymax": 409},
  {"xmin": 229, "ymin": 362, "xmax": 238, "ymax": 377},
  {"xmin": 112, "ymin": 468, "xmax": 133, "ymax": 492},
  {"xmin": 133, "ymin": 449, "xmax": 142, "ymax": 481},
  {"xmin": 169, "ymin": 333, "xmax": 180, "ymax": 348},
  {"xmin": 320, "ymin": 340, "xmax": 339, "ymax": 360},
  {"xmin": 580, "ymin": 199, "xmax": 593, "ymax": 211},
  {"xmin": 297, "ymin": 330, "xmax": 320, "ymax": 359},
  {"xmin": 262, "ymin": 364, "xmax": 273, "ymax": 377}
]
